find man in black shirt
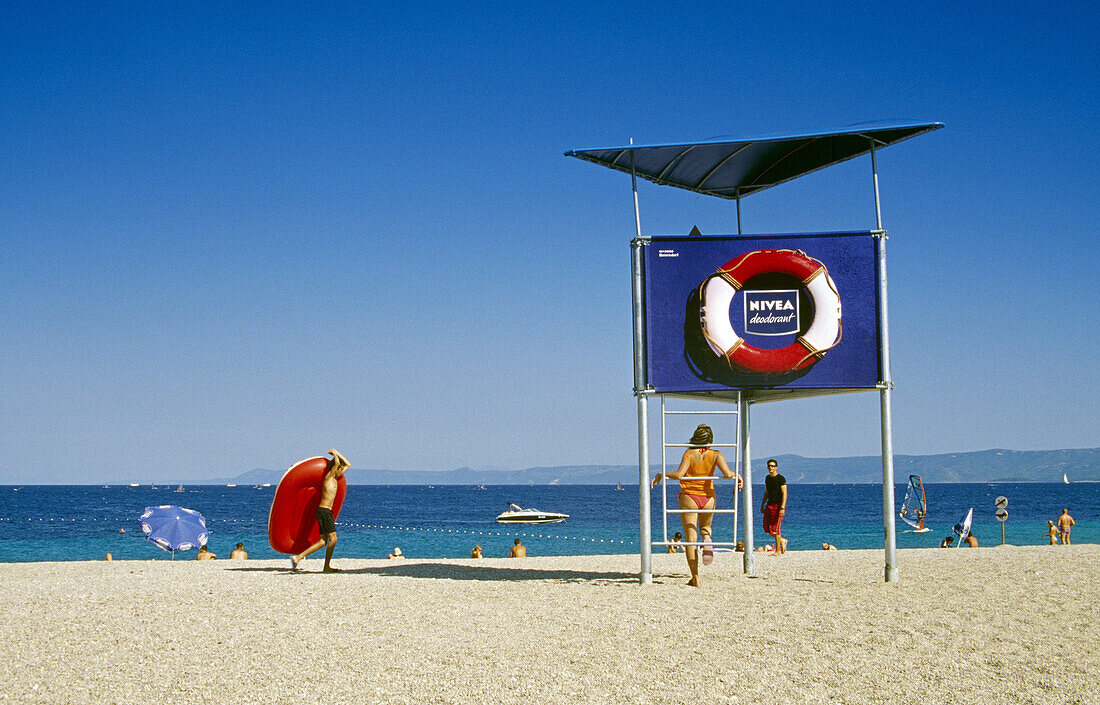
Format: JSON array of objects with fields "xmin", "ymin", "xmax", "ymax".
[{"xmin": 760, "ymin": 459, "xmax": 788, "ymax": 554}]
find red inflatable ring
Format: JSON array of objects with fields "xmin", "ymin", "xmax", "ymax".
[
  {"xmin": 699, "ymin": 249, "xmax": 842, "ymax": 374},
  {"xmin": 268, "ymin": 456, "xmax": 347, "ymax": 554}
]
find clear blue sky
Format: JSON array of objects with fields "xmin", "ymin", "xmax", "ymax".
[{"xmin": 2, "ymin": 2, "xmax": 1096, "ymax": 483}]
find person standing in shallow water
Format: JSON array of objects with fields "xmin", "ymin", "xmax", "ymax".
[
  {"xmin": 650, "ymin": 424, "xmax": 742, "ymax": 587},
  {"xmin": 761, "ymin": 459, "xmax": 788, "ymax": 555},
  {"xmin": 1043, "ymin": 521, "xmax": 1059, "ymax": 545},
  {"xmin": 1057, "ymin": 508, "xmax": 1075, "ymax": 545}
]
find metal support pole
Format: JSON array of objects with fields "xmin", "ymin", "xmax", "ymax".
[
  {"xmin": 629, "ymin": 145, "xmax": 652, "ymax": 585},
  {"xmin": 731, "ymin": 402, "xmax": 739, "ymax": 549},
  {"xmin": 637, "ymin": 394, "xmax": 652, "ymax": 584},
  {"xmin": 872, "ymin": 142, "xmax": 898, "ymax": 583},
  {"xmin": 659, "ymin": 396, "xmax": 669, "ymax": 543},
  {"xmin": 739, "ymin": 392, "xmax": 755, "ymax": 574},
  {"xmin": 872, "ymin": 145, "xmax": 884, "ymax": 232}
]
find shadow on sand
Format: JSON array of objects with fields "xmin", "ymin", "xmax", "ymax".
[{"xmin": 227, "ymin": 562, "xmax": 639, "ymax": 584}]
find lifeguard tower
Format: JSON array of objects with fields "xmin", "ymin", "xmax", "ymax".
[{"xmin": 565, "ymin": 121, "xmax": 943, "ymax": 583}]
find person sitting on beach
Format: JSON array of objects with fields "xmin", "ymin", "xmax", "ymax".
[
  {"xmin": 754, "ymin": 544, "xmax": 775, "ymax": 553},
  {"xmin": 470, "ymin": 545, "xmax": 482, "ymax": 559},
  {"xmin": 196, "ymin": 545, "xmax": 216, "ymax": 561},
  {"xmin": 230, "ymin": 542, "xmax": 247, "ymax": 560},
  {"xmin": 667, "ymin": 532, "xmax": 684, "ymax": 553},
  {"xmin": 1044, "ymin": 521, "xmax": 1059, "ymax": 545},
  {"xmin": 821, "ymin": 542, "xmax": 837, "ymax": 551},
  {"xmin": 940, "ymin": 536, "xmax": 954, "ymax": 548},
  {"xmin": 105, "ymin": 553, "xmax": 113, "ymax": 561},
  {"xmin": 388, "ymin": 547, "xmax": 404, "ymax": 559},
  {"xmin": 735, "ymin": 540, "xmax": 745, "ymax": 553},
  {"xmin": 1057, "ymin": 508, "xmax": 1075, "ymax": 545},
  {"xmin": 650, "ymin": 424, "xmax": 742, "ymax": 588},
  {"xmin": 291, "ymin": 449, "xmax": 350, "ymax": 573},
  {"xmin": 509, "ymin": 538, "xmax": 526, "ymax": 558},
  {"xmin": 965, "ymin": 532, "xmax": 978, "ymax": 548}
]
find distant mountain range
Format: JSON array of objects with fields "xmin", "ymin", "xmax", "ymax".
[{"xmin": 213, "ymin": 448, "xmax": 1099, "ymax": 485}]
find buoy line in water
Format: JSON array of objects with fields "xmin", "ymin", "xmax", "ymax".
[
  {"xmin": 0, "ymin": 517, "xmax": 258, "ymax": 523},
  {"xmin": 336, "ymin": 522, "xmax": 635, "ymax": 545},
  {"xmin": 0, "ymin": 517, "xmax": 635, "ymax": 545}
]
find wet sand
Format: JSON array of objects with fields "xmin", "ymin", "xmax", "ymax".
[{"xmin": 1, "ymin": 545, "xmax": 1095, "ymax": 704}]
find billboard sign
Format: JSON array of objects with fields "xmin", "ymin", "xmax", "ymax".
[{"xmin": 643, "ymin": 232, "xmax": 881, "ymax": 393}]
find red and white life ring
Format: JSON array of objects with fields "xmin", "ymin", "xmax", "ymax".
[{"xmin": 699, "ymin": 249, "xmax": 842, "ymax": 374}]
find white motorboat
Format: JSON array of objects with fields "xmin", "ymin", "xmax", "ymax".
[{"xmin": 496, "ymin": 503, "xmax": 569, "ymax": 524}]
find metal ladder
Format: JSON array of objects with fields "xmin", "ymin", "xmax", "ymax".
[{"xmin": 654, "ymin": 395, "xmax": 741, "ymax": 552}]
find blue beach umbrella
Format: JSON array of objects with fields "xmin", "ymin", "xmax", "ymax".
[{"xmin": 139, "ymin": 505, "xmax": 210, "ymax": 556}]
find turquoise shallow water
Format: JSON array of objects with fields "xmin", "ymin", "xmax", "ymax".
[{"xmin": 0, "ymin": 482, "xmax": 1094, "ymax": 562}]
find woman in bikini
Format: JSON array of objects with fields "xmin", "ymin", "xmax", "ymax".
[
  {"xmin": 1043, "ymin": 520, "xmax": 1059, "ymax": 545},
  {"xmin": 650, "ymin": 424, "xmax": 742, "ymax": 587}
]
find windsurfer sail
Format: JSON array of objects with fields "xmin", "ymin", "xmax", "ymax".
[{"xmin": 899, "ymin": 475, "xmax": 929, "ymax": 532}]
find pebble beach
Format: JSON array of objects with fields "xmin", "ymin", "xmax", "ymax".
[{"xmin": 1, "ymin": 545, "xmax": 1095, "ymax": 705}]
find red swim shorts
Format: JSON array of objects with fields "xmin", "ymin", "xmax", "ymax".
[{"xmin": 763, "ymin": 503, "xmax": 784, "ymax": 535}]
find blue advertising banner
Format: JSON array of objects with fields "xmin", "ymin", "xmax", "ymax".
[{"xmin": 643, "ymin": 232, "xmax": 881, "ymax": 393}]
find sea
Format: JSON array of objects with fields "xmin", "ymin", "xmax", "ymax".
[{"xmin": 0, "ymin": 482, "xmax": 1094, "ymax": 563}]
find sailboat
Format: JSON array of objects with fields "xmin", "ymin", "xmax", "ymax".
[
  {"xmin": 175, "ymin": 484, "xmax": 185, "ymax": 493},
  {"xmin": 1064, "ymin": 473, "xmax": 1070, "ymax": 484},
  {"xmin": 899, "ymin": 475, "xmax": 930, "ymax": 532}
]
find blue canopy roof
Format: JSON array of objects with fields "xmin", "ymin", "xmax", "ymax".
[{"xmin": 564, "ymin": 121, "xmax": 943, "ymax": 199}]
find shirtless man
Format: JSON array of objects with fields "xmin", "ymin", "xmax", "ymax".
[
  {"xmin": 196, "ymin": 545, "xmax": 216, "ymax": 561},
  {"xmin": 291, "ymin": 449, "xmax": 350, "ymax": 572},
  {"xmin": 230, "ymin": 542, "xmax": 248, "ymax": 559},
  {"xmin": 509, "ymin": 538, "xmax": 526, "ymax": 558},
  {"xmin": 1057, "ymin": 508, "xmax": 1075, "ymax": 545}
]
